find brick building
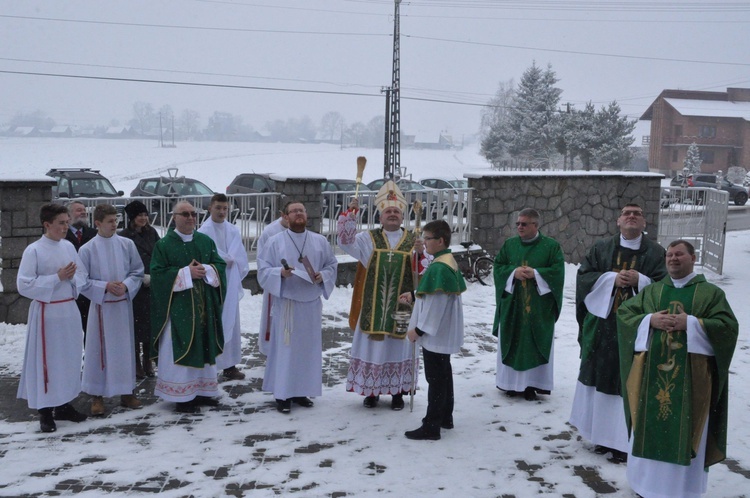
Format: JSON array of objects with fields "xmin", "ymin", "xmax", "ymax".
[{"xmin": 641, "ymin": 87, "xmax": 750, "ymax": 176}]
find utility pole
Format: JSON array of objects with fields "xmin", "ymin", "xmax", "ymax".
[{"xmin": 383, "ymin": 0, "xmax": 401, "ymax": 180}]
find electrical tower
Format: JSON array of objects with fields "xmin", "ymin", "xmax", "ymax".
[{"xmin": 383, "ymin": 0, "xmax": 401, "ymax": 179}]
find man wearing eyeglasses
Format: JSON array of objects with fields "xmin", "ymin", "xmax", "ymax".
[
  {"xmin": 150, "ymin": 201, "xmax": 227, "ymax": 413},
  {"xmin": 491, "ymin": 208, "xmax": 565, "ymax": 402},
  {"xmin": 569, "ymin": 203, "xmax": 667, "ymax": 464}
]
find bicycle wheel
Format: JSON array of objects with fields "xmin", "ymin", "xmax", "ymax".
[{"xmin": 473, "ymin": 256, "xmax": 494, "ymax": 286}]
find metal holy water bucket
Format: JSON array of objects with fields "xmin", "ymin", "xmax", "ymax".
[{"xmin": 391, "ymin": 302, "xmax": 413, "ymax": 338}]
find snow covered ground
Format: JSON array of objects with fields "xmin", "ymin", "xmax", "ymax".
[{"xmin": 0, "ymin": 139, "xmax": 748, "ymax": 497}]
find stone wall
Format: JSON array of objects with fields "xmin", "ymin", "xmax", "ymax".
[
  {"xmin": 466, "ymin": 172, "xmax": 664, "ymax": 264},
  {"xmin": 0, "ymin": 180, "xmax": 56, "ymax": 324}
]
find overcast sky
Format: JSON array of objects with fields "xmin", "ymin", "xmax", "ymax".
[{"xmin": 1, "ymin": 0, "xmax": 749, "ymax": 137}]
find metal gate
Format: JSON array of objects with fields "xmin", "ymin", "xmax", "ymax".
[{"xmin": 658, "ymin": 187, "xmax": 728, "ymax": 274}]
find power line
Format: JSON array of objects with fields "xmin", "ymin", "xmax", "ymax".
[{"xmin": 405, "ymin": 34, "xmax": 750, "ymax": 67}]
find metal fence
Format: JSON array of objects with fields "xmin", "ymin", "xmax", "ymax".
[
  {"xmin": 658, "ymin": 186, "xmax": 728, "ymax": 274},
  {"xmin": 56, "ymin": 187, "xmax": 474, "ymax": 261}
]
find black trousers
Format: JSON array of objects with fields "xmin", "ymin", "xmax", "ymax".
[{"xmin": 421, "ymin": 348, "xmax": 454, "ymax": 432}]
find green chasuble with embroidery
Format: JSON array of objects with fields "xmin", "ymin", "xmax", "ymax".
[
  {"xmin": 416, "ymin": 249, "xmax": 466, "ymax": 296},
  {"xmin": 491, "ymin": 233, "xmax": 565, "ymax": 371},
  {"xmin": 617, "ymin": 275, "xmax": 738, "ymax": 467},
  {"xmin": 576, "ymin": 235, "xmax": 667, "ymax": 395},
  {"xmin": 150, "ymin": 229, "xmax": 227, "ymax": 368},
  {"xmin": 358, "ymin": 229, "xmax": 416, "ymax": 339}
]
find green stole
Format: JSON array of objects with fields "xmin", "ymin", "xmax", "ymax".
[
  {"xmin": 631, "ymin": 283, "xmax": 701, "ymax": 465},
  {"xmin": 491, "ymin": 234, "xmax": 565, "ymax": 371},
  {"xmin": 358, "ymin": 229, "xmax": 415, "ymax": 339},
  {"xmin": 416, "ymin": 250, "xmax": 467, "ymax": 296}
]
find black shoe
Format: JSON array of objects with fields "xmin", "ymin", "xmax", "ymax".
[
  {"xmin": 38, "ymin": 408, "xmax": 56, "ymax": 433},
  {"xmin": 594, "ymin": 445, "xmax": 610, "ymax": 455},
  {"xmin": 610, "ymin": 450, "xmax": 628, "ymax": 464},
  {"xmin": 175, "ymin": 402, "xmax": 200, "ymax": 414},
  {"xmin": 54, "ymin": 403, "xmax": 87, "ymax": 422},
  {"xmin": 363, "ymin": 395, "xmax": 379, "ymax": 408},
  {"xmin": 503, "ymin": 389, "xmax": 519, "ymax": 398},
  {"xmin": 523, "ymin": 387, "xmax": 538, "ymax": 401},
  {"xmin": 404, "ymin": 426, "xmax": 441, "ymax": 441},
  {"xmin": 292, "ymin": 397, "xmax": 314, "ymax": 408},
  {"xmin": 223, "ymin": 366, "xmax": 246, "ymax": 381},
  {"xmin": 391, "ymin": 394, "xmax": 404, "ymax": 411},
  {"xmin": 441, "ymin": 418, "xmax": 454, "ymax": 430},
  {"xmin": 193, "ymin": 396, "xmax": 220, "ymax": 407},
  {"xmin": 276, "ymin": 399, "xmax": 291, "ymax": 413}
]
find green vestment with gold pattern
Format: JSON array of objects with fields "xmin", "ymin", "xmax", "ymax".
[
  {"xmin": 150, "ymin": 229, "xmax": 227, "ymax": 368},
  {"xmin": 491, "ymin": 233, "xmax": 565, "ymax": 371},
  {"xmin": 357, "ymin": 229, "xmax": 416, "ymax": 339},
  {"xmin": 617, "ymin": 275, "xmax": 738, "ymax": 467}
]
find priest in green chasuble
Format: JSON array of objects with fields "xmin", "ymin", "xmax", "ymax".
[
  {"xmin": 492, "ymin": 208, "xmax": 565, "ymax": 401},
  {"xmin": 569, "ymin": 203, "xmax": 667, "ymax": 463},
  {"xmin": 617, "ymin": 239, "xmax": 738, "ymax": 498},
  {"xmin": 151, "ymin": 201, "xmax": 227, "ymax": 414}
]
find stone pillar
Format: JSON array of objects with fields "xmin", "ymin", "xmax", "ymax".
[
  {"xmin": 271, "ymin": 175, "xmax": 326, "ymax": 232},
  {"xmin": 466, "ymin": 172, "xmax": 663, "ymax": 264},
  {"xmin": 0, "ymin": 179, "xmax": 55, "ymax": 324}
]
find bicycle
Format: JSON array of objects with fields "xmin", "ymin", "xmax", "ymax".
[{"xmin": 455, "ymin": 241, "xmax": 494, "ymax": 286}]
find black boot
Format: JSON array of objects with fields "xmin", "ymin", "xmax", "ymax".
[
  {"xmin": 54, "ymin": 403, "xmax": 87, "ymax": 422},
  {"xmin": 404, "ymin": 425, "xmax": 441, "ymax": 441},
  {"xmin": 38, "ymin": 408, "xmax": 56, "ymax": 433}
]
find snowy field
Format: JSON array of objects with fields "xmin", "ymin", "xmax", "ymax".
[{"xmin": 0, "ymin": 138, "xmax": 748, "ymax": 497}]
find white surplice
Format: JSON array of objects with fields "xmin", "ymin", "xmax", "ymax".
[
  {"xmin": 79, "ymin": 234, "xmax": 143, "ymax": 397},
  {"xmin": 198, "ymin": 218, "xmax": 249, "ymax": 369},
  {"xmin": 256, "ymin": 218, "xmax": 286, "ymax": 356},
  {"xmin": 257, "ymin": 229, "xmax": 337, "ymax": 400},
  {"xmin": 16, "ymin": 236, "xmax": 87, "ymax": 409}
]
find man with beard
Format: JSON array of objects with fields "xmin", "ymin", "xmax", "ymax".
[
  {"xmin": 617, "ymin": 240, "xmax": 738, "ymax": 498},
  {"xmin": 65, "ymin": 201, "xmax": 97, "ymax": 332},
  {"xmin": 151, "ymin": 201, "xmax": 226, "ymax": 413},
  {"xmin": 569, "ymin": 204, "xmax": 667, "ymax": 463},
  {"xmin": 257, "ymin": 200, "xmax": 338, "ymax": 414},
  {"xmin": 337, "ymin": 180, "xmax": 424, "ymax": 410}
]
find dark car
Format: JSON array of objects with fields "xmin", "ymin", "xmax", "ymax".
[
  {"xmin": 226, "ymin": 173, "xmax": 277, "ymax": 222},
  {"xmin": 130, "ymin": 171, "xmax": 215, "ymax": 214},
  {"xmin": 46, "ymin": 168, "xmax": 124, "ymax": 199},
  {"xmin": 321, "ymin": 179, "xmax": 358, "ymax": 218},
  {"xmin": 687, "ymin": 174, "xmax": 748, "ymax": 206},
  {"xmin": 420, "ymin": 177, "xmax": 470, "ymax": 216}
]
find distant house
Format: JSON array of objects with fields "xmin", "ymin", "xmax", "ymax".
[
  {"xmin": 103, "ymin": 126, "xmax": 136, "ymax": 139},
  {"xmin": 12, "ymin": 126, "xmax": 40, "ymax": 137},
  {"xmin": 47, "ymin": 125, "xmax": 74, "ymax": 138},
  {"xmin": 0, "ymin": 126, "xmax": 12, "ymax": 136},
  {"xmin": 413, "ymin": 133, "xmax": 453, "ymax": 150},
  {"xmin": 641, "ymin": 87, "xmax": 750, "ymax": 176}
]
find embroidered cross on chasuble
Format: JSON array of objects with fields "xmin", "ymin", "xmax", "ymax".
[{"xmin": 354, "ymin": 229, "xmax": 416, "ymax": 340}]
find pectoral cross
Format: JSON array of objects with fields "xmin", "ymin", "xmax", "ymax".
[{"xmin": 387, "ymin": 251, "xmax": 394, "ymax": 263}]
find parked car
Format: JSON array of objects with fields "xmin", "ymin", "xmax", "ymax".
[
  {"xmin": 321, "ymin": 179, "xmax": 358, "ymax": 218},
  {"xmin": 130, "ymin": 171, "xmax": 215, "ymax": 215},
  {"xmin": 419, "ymin": 177, "xmax": 469, "ymax": 216},
  {"xmin": 687, "ymin": 174, "xmax": 748, "ymax": 206},
  {"xmin": 226, "ymin": 173, "xmax": 277, "ymax": 222},
  {"xmin": 46, "ymin": 168, "xmax": 124, "ymax": 199}
]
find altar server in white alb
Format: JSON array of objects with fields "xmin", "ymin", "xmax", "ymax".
[
  {"xmin": 79, "ymin": 204, "xmax": 144, "ymax": 416},
  {"xmin": 17, "ymin": 203, "xmax": 89, "ymax": 433},
  {"xmin": 198, "ymin": 193, "xmax": 250, "ymax": 381},
  {"xmin": 257, "ymin": 200, "xmax": 338, "ymax": 414}
]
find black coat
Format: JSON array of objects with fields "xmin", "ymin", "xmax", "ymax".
[
  {"xmin": 65, "ymin": 226, "xmax": 97, "ymax": 251},
  {"xmin": 119, "ymin": 225, "xmax": 161, "ymax": 343}
]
